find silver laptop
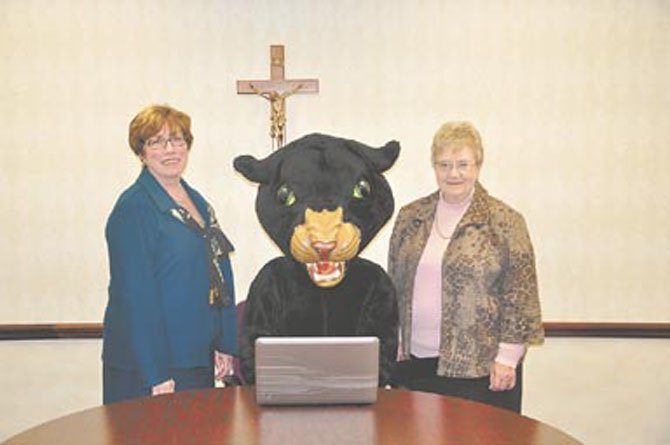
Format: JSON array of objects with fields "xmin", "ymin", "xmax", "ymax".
[{"xmin": 255, "ymin": 336, "xmax": 379, "ymax": 405}]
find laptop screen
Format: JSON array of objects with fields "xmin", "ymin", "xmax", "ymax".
[{"xmin": 255, "ymin": 336, "xmax": 380, "ymax": 405}]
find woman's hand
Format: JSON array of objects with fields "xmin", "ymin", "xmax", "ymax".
[
  {"xmin": 214, "ymin": 351, "xmax": 234, "ymax": 381},
  {"xmin": 489, "ymin": 362, "xmax": 516, "ymax": 392},
  {"xmin": 152, "ymin": 379, "xmax": 175, "ymax": 396}
]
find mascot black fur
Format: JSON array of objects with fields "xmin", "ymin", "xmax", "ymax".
[{"xmin": 234, "ymin": 133, "xmax": 400, "ymax": 385}]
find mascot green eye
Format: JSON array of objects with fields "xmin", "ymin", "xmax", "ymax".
[
  {"xmin": 276, "ymin": 184, "xmax": 297, "ymax": 206},
  {"xmin": 352, "ymin": 179, "xmax": 371, "ymax": 199}
]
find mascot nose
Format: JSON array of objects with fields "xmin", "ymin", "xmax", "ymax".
[
  {"xmin": 313, "ymin": 241, "xmax": 336, "ymax": 260},
  {"xmin": 304, "ymin": 207, "xmax": 343, "ymax": 243}
]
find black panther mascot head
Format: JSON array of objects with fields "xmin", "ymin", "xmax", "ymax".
[
  {"xmin": 234, "ymin": 133, "xmax": 399, "ymax": 287},
  {"xmin": 233, "ymin": 133, "xmax": 400, "ymax": 385}
]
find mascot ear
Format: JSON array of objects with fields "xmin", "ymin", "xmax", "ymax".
[
  {"xmin": 233, "ymin": 155, "xmax": 270, "ymax": 184},
  {"xmin": 348, "ymin": 140, "xmax": 400, "ymax": 173}
]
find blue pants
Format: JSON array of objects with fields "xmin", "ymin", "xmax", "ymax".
[{"xmin": 103, "ymin": 364, "xmax": 214, "ymax": 405}]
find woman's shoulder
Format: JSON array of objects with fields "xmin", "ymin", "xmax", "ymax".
[
  {"xmin": 478, "ymin": 188, "xmax": 529, "ymax": 233},
  {"xmin": 111, "ymin": 182, "xmax": 151, "ymax": 214},
  {"xmin": 485, "ymin": 193, "xmax": 524, "ymax": 221},
  {"xmin": 391, "ymin": 192, "xmax": 438, "ymax": 236},
  {"xmin": 106, "ymin": 181, "xmax": 160, "ymax": 232},
  {"xmin": 182, "ymin": 181, "xmax": 209, "ymax": 206},
  {"xmin": 397, "ymin": 191, "xmax": 438, "ymax": 215}
]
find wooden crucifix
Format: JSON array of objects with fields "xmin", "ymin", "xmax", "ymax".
[{"xmin": 237, "ymin": 45, "xmax": 319, "ymax": 149}]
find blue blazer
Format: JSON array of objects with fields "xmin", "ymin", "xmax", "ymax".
[{"xmin": 102, "ymin": 168, "xmax": 237, "ymax": 387}]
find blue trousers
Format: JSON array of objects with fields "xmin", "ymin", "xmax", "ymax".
[{"xmin": 103, "ymin": 364, "xmax": 214, "ymax": 405}]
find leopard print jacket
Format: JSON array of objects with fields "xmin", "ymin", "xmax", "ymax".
[{"xmin": 388, "ymin": 182, "xmax": 544, "ymax": 378}]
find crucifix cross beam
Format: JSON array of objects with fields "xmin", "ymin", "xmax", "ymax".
[{"xmin": 237, "ymin": 45, "xmax": 319, "ymax": 149}]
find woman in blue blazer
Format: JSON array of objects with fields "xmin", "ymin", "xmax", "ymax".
[{"xmin": 102, "ymin": 104, "xmax": 237, "ymax": 404}]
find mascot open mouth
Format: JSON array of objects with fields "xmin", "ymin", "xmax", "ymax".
[{"xmin": 306, "ymin": 260, "xmax": 346, "ymax": 287}]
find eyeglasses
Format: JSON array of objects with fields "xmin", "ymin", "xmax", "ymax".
[
  {"xmin": 145, "ymin": 135, "xmax": 187, "ymax": 150},
  {"xmin": 434, "ymin": 160, "xmax": 476, "ymax": 173}
]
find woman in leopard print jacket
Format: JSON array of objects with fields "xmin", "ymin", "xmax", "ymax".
[{"xmin": 388, "ymin": 122, "xmax": 543, "ymax": 413}]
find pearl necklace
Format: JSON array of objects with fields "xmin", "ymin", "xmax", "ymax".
[{"xmin": 434, "ymin": 190, "xmax": 474, "ymax": 240}]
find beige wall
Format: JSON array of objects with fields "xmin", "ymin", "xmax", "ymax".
[
  {"xmin": 1, "ymin": 0, "xmax": 669, "ymax": 443},
  {"xmin": 1, "ymin": 0, "xmax": 668, "ymax": 323}
]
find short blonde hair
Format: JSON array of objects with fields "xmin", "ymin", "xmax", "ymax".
[
  {"xmin": 431, "ymin": 121, "xmax": 483, "ymax": 166},
  {"xmin": 128, "ymin": 104, "xmax": 194, "ymax": 156}
]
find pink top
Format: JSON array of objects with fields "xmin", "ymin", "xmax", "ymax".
[{"xmin": 410, "ymin": 191, "xmax": 526, "ymax": 366}]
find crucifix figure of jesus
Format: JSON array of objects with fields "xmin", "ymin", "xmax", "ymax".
[{"xmin": 237, "ymin": 45, "xmax": 319, "ymax": 149}]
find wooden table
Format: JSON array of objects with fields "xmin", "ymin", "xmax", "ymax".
[{"xmin": 3, "ymin": 386, "xmax": 581, "ymax": 444}]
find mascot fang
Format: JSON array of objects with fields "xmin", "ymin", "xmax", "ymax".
[{"xmin": 234, "ymin": 133, "xmax": 400, "ymax": 385}]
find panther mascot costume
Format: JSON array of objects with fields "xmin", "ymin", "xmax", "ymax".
[{"xmin": 233, "ymin": 133, "xmax": 400, "ymax": 385}]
